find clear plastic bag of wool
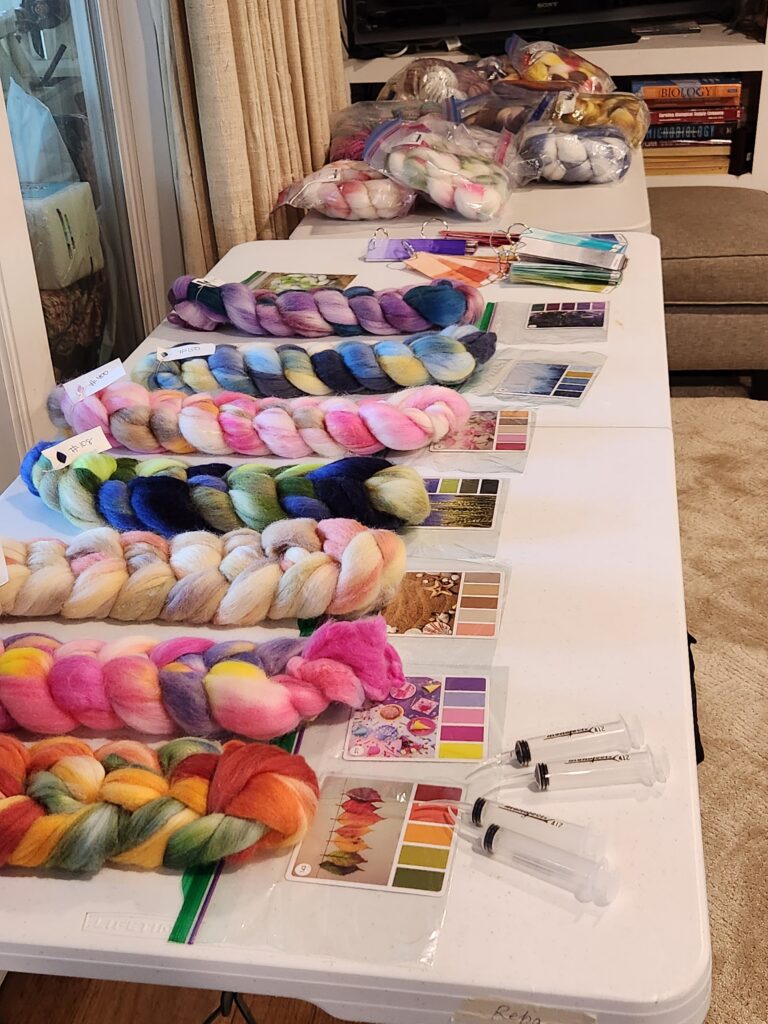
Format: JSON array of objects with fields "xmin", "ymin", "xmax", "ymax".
[{"xmin": 487, "ymin": 301, "xmax": 611, "ymax": 347}]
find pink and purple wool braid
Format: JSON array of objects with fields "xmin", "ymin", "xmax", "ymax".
[
  {"xmin": 47, "ymin": 383, "xmax": 472, "ymax": 458},
  {"xmin": 0, "ymin": 617, "xmax": 404, "ymax": 740},
  {"xmin": 166, "ymin": 278, "xmax": 484, "ymax": 337}
]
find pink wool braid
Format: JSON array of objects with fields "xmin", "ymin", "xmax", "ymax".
[
  {"xmin": 47, "ymin": 383, "xmax": 471, "ymax": 458},
  {"xmin": 0, "ymin": 520, "xmax": 406, "ymax": 626},
  {"xmin": 0, "ymin": 617, "xmax": 405, "ymax": 740}
]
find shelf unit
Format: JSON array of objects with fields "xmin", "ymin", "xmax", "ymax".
[{"xmin": 344, "ymin": 23, "xmax": 768, "ymax": 191}]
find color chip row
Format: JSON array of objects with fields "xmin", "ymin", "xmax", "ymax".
[
  {"xmin": 424, "ymin": 478, "xmax": 500, "ymax": 495},
  {"xmin": 437, "ymin": 676, "xmax": 487, "ymax": 760},
  {"xmin": 392, "ymin": 783, "xmax": 463, "ymax": 893},
  {"xmin": 455, "ymin": 571, "xmax": 502, "ymax": 637},
  {"xmin": 496, "ymin": 410, "xmax": 530, "ymax": 451}
]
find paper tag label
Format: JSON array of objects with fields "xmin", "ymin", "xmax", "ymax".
[
  {"xmin": 452, "ymin": 999, "xmax": 595, "ymax": 1024},
  {"xmin": 0, "ymin": 546, "xmax": 8, "ymax": 587},
  {"xmin": 62, "ymin": 359, "xmax": 126, "ymax": 403},
  {"xmin": 192, "ymin": 275, "xmax": 225, "ymax": 288},
  {"xmin": 43, "ymin": 427, "xmax": 111, "ymax": 469},
  {"xmin": 156, "ymin": 342, "xmax": 216, "ymax": 362}
]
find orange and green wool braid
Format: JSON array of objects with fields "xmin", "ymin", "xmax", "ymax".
[{"xmin": 0, "ymin": 735, "xmax": 318, "ymax": 873}]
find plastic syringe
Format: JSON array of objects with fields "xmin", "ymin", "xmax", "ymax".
[
  {"xmin": 476, "ymin": 824, "xmax": 619, "ymax": 905},
  {"xmin": 512, "ymin": 714, "xmax": 644, "ymax": 766},
  {"xmin": 534, "ymin": 747, "xmax": 669, "ymax": 792},
  {"xmin": 466, "ymin": 797, "xmax": 606, "ymax": 861}
]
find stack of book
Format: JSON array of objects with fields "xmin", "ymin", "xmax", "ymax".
[{"xmin": 631, "ymin": 75, "xmax": 744, "ymax": 176}]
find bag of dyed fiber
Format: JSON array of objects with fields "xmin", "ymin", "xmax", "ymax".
[
  {"xmin": 277, "ymin": 160, "xmax": 416, "ymax": 221},
  {"xmin": 364, "ymin": 115, "xmax": 517, "ymax": 220}
]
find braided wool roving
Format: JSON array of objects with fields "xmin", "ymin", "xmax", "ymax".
[
  {"xmin": 0, "ymin": 734, "xmax": 319, "ymax": 872},
  {"xmin": 47, "ymin": 383, "xmax": 471, "ymax": 458},
  {"xmin": 22, "ymin": 448, "xmax": 431, "ymax": 535},
  {"xmin": 132, "ymin": 325, "xmax": 497, "ymax": 398},
  {"xmin": 0, "ymin": 521, "xmax": 406, "ymax": 625},
  {"xmin": 166, "ymin": 277, "xmax": 483, "ymax": 337},
  {"xmin": 0, "ymin": 617, "xmax": 404, "ymax": 738}
]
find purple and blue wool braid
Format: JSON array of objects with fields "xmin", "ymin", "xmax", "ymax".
[{"xmin": 166, "ymin": 277, "xmax": 484, "ymax": 338}]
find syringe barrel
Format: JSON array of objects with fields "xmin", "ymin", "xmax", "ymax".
[
  {"xmin": 514, "ymin": 714, "xmax": 643, "ymax": 766},
  {"xmin": 534, "ymin": 748, "xmax": 667, "ymax": 792},
  {"xmin": 479, "ymin": 824, "xmax": 618, "ymax": 905},
  {"xmin": 469, "ymin": 798, "xmax": 606, "ymax": 861}
]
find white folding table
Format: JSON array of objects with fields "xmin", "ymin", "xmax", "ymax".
[
  {"xmin": 0, "ymin": 235, "xmax": 709, "ymax": 1024},
  {"xmin": 144, "ymin": 235, "xmax": 670, "ymax": 431}
]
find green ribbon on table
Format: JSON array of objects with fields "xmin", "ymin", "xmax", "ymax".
[{"xmin": 168, "ymin": 617, "xmax": 322, "ymax": 944}]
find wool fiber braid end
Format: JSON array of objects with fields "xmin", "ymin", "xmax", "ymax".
[
  {"xmin": 132, "ymin": 325, "xmax": 497, "ymax": 398},
  {"xmin": 22, "ymin": 448, "xmax": 431, "ymax": 536},
  {"xmin": 0, "ymin": 734, "xmax": 319, "ymax": 873},
  {"xmin": 0, "ymin": 616, "xmax": 404, "ymax": 739},
  {"xmin": 46, "ymin": 383, "xmax": 471, "ymax": 458},
  {"xmin": 166, "ymin": 277, "xmax": 484, "ymax": 337},
  {"xmin": 0, "ymin": 521, "xmax": 406, "ymax": 626}
]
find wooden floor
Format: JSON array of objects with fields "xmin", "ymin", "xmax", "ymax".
[{"xmin": 0, "ymin": 974, "xmax": 355, "ymax": 1024}]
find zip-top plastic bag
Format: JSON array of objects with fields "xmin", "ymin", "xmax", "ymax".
[
  {"xmin": 505, "ymin": 34, "xmax": 615, "ymax": 94},
  {"xmin": 364, "ymin": 115, "xmax": 517, "ymax": 220},
  {"xmin": 377, "ymin": 55, "xmax": 511, "ymax": 103},
  {"xmin": 329, "ymin": 100, "xmax": 441, "ymax": 161},
  {"xmin": 517, "ymin": 124, "xmax": 632, "ymax": 184},
  {"xmin": 276, "ymin": 160, "xmax": 416, "ymax": 220},
  {"xmin": 457, "ymin": 86, "xmax": 649, "ymax": 147}
]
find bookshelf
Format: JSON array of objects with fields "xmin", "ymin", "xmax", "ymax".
[{"xmin": 343, "ymin": 23, "xmax": 768, "ymax": 191}]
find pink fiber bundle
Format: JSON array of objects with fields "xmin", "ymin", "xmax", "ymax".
[
  {"xmin": 0, "ymin": 617, "xmax": 404, "ymax": 740},
  {"xmin": 47, "ymin": 383, "xmax": 471, "ymax": 458}
]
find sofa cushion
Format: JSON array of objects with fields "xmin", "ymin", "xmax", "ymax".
[
  {"xmin": 649, "ymin": 186, "xmax": 768, "ymax": 305},
  {"xmin": 665, "ymin": 306, "xmax": 768, "ymax": 371}
]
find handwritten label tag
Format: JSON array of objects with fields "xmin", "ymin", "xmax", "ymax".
[
  {"xmin": 62, "ymin": 359, "xmax": 126, "ymax": 403},
  {"xmin": 452, "ymin": 1000, "xmax": 595, "ymax": 1024},
  {"xmin": 0, "ymin": 546, "xmax": 7, "ymax": 587},
  {"xmin": 191, "ymin": 275, "xmax": 225, "ymax": 288},
  {"xmin": 156, "ymin": 342, "xmax": 216, "ymax": 362},
  {"xmin": 43, "ymin": 427, "xmax": 111, "ymax": 470}
]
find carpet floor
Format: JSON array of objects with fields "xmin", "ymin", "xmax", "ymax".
[{"xmin": 0, "ymin": 397, "xmax": 765, "ymax": 1024}]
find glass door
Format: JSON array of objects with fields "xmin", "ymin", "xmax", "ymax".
[{"xmin": 0, "ymin": 0, "xmax": 142, "ymax": 382}]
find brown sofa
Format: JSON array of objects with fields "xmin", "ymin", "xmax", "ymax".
[{"xmin": 649, "ymin": 186, "xmax": 768, "ymax": 393}]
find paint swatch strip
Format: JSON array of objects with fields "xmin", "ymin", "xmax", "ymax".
[
  {"xmin": 391, "ymin": 783, "xmax": 464, "ymax": 894},
  {"xmin": 422, "ymin": 477, "xmax": 500, "ymax": 530}
]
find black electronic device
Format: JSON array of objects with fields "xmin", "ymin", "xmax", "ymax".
[{"xmin": 344, "ymin": 0, "xmax": 734, "ymax": 57}]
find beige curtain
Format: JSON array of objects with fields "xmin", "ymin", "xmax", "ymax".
[{"xmin": 151, "ymin": 0, "xmax": 349, "ymax": 274}]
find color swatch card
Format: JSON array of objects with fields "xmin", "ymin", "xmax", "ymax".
[
  {"xmin": 344, "ymin": 674, "xmax": 489, "ymax": 762},
  {"xmin": 496, "ymin": 358, "xmax": 602, "ymax": 404},
  {"xmin": 382, "ymin": 570, "xmax": 503, "ymax": 638},
  {"xmin": 287, "ymin": 776, "xmax": 464, "ymax": 896},
  {"xmin": 486, "ymin": 300, "xmax": 609, "ymax": 344},
  {"xmin": 430, "ymin": 409, "xmax": 532, "ymax": 455},
  {"xmin": 422, "ymin": 478, "xmax": 500, "ymax": 530}
]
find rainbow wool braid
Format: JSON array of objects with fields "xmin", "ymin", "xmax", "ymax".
[
  {"xmin": 47, "ymin": 382, "xmax": 471, "ymax": 459},
  {"xmin": 0, "ymin": 617, "xmax": 404, "ymax": 739},
  {"xmin": 22, "ymin": 450, "xmax": 430, "ymax": 536},
  {"xmin": 0, "ymin": 734, "xmax": 319, "ymax": 872},
  {"xmin": 0, "ymin": 521, "xmax": 405, "ymax": 625},
  {"xmin": 132, "ymin": 325, "xmax": 497, "ymax": 397},
  {"xmin": 167, "ymin": 277, "xmax": 483, "ymax": 337}
]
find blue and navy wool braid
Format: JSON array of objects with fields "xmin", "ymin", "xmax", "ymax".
[{"xmin": 134, "ymin": 328, "xmax": 496, "ymax": 398}]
